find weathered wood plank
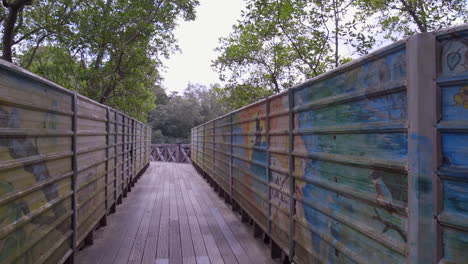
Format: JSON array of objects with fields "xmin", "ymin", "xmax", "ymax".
[
  {"xmin": 75, "ymin": 162, "xmax": 273, "ymax": 264},
  {"xmin": 127, "ymin": 165, "xmax": 163, "ymax": 264},
  {"xmin": 190, "ymin": 165, "xmax": 273, "ymax": 264},
  {"xmin": 141, "ymin": 164, "xmax": 166, "ymax": 263},
  {"xmin": 156, "ymin": 175, "xmax": 171, "ymax": 261},
  {"xmin": 113, "ymin": 166, "xmax": 159, "ymax": 264},
  {"xmin": 169, "ymin": 168, "xmax": 183, "ymax": 264}
]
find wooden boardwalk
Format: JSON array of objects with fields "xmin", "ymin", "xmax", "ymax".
[{"xmin": 76, "ymin": 162, "xmax": 274, "ymax": 264}]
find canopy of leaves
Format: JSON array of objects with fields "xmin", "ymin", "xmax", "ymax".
[
  {"xmin": 149, "ymin": 83, "xmax": 225, "ymax": 143},
  {"xmin": 1, "ymin": 0, "xmax": 200, "ymax": 121},
  {"xmin": 357, "ymin": 0, "xmax": 468, "ymax": 41},
  {"xmin": 213, "ymin": 0, "xmax": 467, "ymax": 109}
]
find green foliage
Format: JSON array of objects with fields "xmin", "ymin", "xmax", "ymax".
[
  {"xmin": 148, "ymin": 84, "xmax": 225, "ymax": 143},
  {"xmin": 2, "ymin": 0, "xmax": 200, "ymax": 122},
  {"xmin": 213, "ymin": 0, "xmax": 467, "ymax": 111},
  {"xmin": 214, "ymin": 84, "xmax": 273, "ymax": 112},
  {"xmin": 356, "ymin": 0, "xmax": 468, "ymax": 41},
  {"xmin": 212, "ymin": 0, "xmax": 370, "ymax": 107},
  {"xmin": 19, "ymin": 46, "xmax": 83, "ymax": 89}
]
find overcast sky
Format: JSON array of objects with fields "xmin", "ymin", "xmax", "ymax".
[{"xmin": 161, "ymin": 0, "xmax": 245, "ymax": 93}]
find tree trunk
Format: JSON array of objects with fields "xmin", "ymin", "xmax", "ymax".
[
  {"xmin": 1, "ymin": 0, "xmax": 31, "ymax": 62},
  {"xmin": 1, "ymin": 5, "xmax": 21, "ymax": 61}
]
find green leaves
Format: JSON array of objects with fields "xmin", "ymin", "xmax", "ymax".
[
  {"xmin": 148, "ymin": 83, "xmax": 225, "ymax": 143},
  {"xmin": 356, "ymin": 0, "xmax": 468, "ymax": 40},
  {"xmin": 214, "ymin": 0, "xmax": 467, "ymax": 110},
  {"xmin": 2, "ymin": 0, "xmax": 200, "ymax": 122}
]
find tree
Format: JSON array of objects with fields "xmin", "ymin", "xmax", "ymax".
[
  {"xmin": 1, "ymin": 0, "xmax": 33, "ymax": 61},
  {"xmin": 148, "ymin": 84, "xmax": 225, "ymax": 143},
  {"xmin": 212, "ymin": 0, "xmax": 373, "ymax": 105},
  {"xmin": 214, "ymin": 83, "xmax": 273, "ymax": 112},
  {"xmin": 214, "ymin": 0, "xmax": 467, "ymax": 110},
  {"xmin": 356, "ymin": 0, "xmax": 468, "ymax": 41},
  {"xmin": 2, "ymin": 0, "xmax": 200, "ymax": 122},
  {"xmin": 1, "ymin": 0, "xmax": 75, "ymax": 62}
]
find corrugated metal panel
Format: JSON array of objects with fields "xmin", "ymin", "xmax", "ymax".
[
  {"xmin": 292, "ymin": 44, "xmax": 408, "ymax": 264},
  {"xmin": 76, "ymin": 95, "xmax": 108, "ymax": 246},
  {"xmin": 0, "ymin": 59, "xmax": 151, "ymax": 264},
  {"xmin": 191, "ymin": 25, "xmax": 468, "ymax": 264},
  {"xmin": 0, "ymin": 63, "xmax": 74, "ymax": 263},
  {"xmin": 268, "ymin": 92, "xmax": 291, "ymax": 253},
  {"xmin": 214, "ymin": 116, "xmax": 231, "ymax": 193},
  {"xmin": 231, "ymin": 100, "xmax": 269, "ymax": 231},
  {"xmin": 435, "ymin": 29, "xmax": 468, "ymax": 264}
]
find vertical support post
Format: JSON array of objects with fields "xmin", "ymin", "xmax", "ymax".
[
  {"xmin": 229, "ymin": 114, "xmax": 233, "ymax": 201},
  {"xmin": 114, "ymin": 111, "xmax": 118, "ymax": 206},
  {"xmin": 71, "ymin": 91, "xmax": 78, "ymax": 253},
  {"xmin": 287, "ymin": 88, "xmax": 295, "ymax": 261},
  {"xmin": 123, "ymin": 115, "xmax": 126, "ymax": 195},
  {"xmin": 213, "ymin": 122, "xmax": 216, "ymax": 182},
  {"xmin": 105, "ymin": 107, "xmax": 109, "ymax": 212},
  {"xmin": 266, "ymin": 96, "xmax": 271, "ymax": 237},
  {"xmin": 178, "ymin": 143, "xmax": 182, "ymax": 163},
  {"xmin": 131, "ymin": 119, "xmax": 133, "ymax": 183},
  {"xmin": 407, "ymin": 32, "xmax": 437, "ymax": 264},
  {"xmin": 203, "ymin": 125, "xmax": 205, "ymax": 172}
]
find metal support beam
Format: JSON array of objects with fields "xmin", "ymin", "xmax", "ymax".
[
  {"xmin": 407, "ymin": 32, "xmax": 438, "ymax": 264},
  {"xmin": 287, "ymin": 88, "xmax": 295, "ymax": 261},
  {"xmin": 71, "ymin": 91, "xmax": 78, "ymax": 253}
]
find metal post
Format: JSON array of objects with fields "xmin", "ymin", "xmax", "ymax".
[
  {"xmin": 123, "ymin": 115, "xmax": 126, "ymax": 192},
  {"xmin": 213, "ymin": 122, "xmax": 215, "ymax": 180},
  {"xmin": 407, "ymin": 32, "xmax": 437, "ymax": 264},
  {"xmin": 229, "ymin": 114, "xmax": 233, "ymax": 199},
  {"xmin": 203, "ymin": 125, "xmax": 205, "ymax": 171},
  {"xmin": 266, "ymin": 96, "xmax": 271, "ymax": 237},
  {"xmin": 105, "ymin": 107, "xmax": 110, "ymax": 212},
  {"xmin": 71, "ymin": 91, "xmax": 78, "ymax": 252},
  {"xmin": 288, "ymin": 89, "xmax": 295, "ymax": 261},
  {"xmin": 114, "ymin": 110, "xmax": 118, "ymax": 209}
]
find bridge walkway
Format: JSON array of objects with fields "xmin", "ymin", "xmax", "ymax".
[{"xmin": 75, "ymin": 162, "xmax": 275, "ymax": 264}]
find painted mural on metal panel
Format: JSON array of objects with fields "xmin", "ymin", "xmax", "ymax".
[
  {"xmin": 0, "ymin": 68, "xmax": 73, "ymax": 263},
  {"xmin": 293, "ymin": 47, "xmax": 408, "ymax": 264},
  {"xmin": 214, "ymin": 116, "xmax": 231, "ymax": 192},
  {"xmin": 268, "ymin": 93, "xmax": 291, "ymax": 250},
  {"xmin": 232, "ymin": 103, "xmax": 269, "ymax": 225},
  {"xmin": 437, "ymin": 30, "xmax": 468, "ymax": 264}
]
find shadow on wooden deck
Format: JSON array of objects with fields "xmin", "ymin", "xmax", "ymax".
[{"xmin": 75, "ymin": 162, "xmax": 277, "ymax": 264}]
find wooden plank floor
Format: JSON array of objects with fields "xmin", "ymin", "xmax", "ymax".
[{"xmin": 76, "ymin": 162, "xmax": 275, "ymax": 264}]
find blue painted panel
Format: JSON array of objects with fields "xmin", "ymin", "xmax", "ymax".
[
  {"xmin": 442, "ymin": 133, "xmax": 468, "ymax": 167},
  {"xmin": 444, "ymin": 181, "xmax": 468, "ymax": 217},
  {"xmin": 294, "ymin": 48, "xmax": 406, "ymax": 105},
  {"xmin": 297, "ymin": 92, "xmax": 407, "ymax": 128},
  {"xmin": 298, "ymin": 158, "xmax": 407, "ymax": 203},
  {"xmin": 441, "ymin": 86, "xmax": 468, "ymax": 121},
  {"xmin": 299, "ymin": 133, "xmax": 407, "ymax": 161},
  {"xmin": 443, "ymin": 228, "xmax": 468, "ymax": 263}
]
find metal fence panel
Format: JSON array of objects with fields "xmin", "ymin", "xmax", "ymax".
[
  {"xmin": 190, "ymin": 25, "xmax": 468, "ymax": 264},
  {"xmin": 0, "ymin": 59, "xmax": 151, "ymax": 264}
]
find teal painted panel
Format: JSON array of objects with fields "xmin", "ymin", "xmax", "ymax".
[
  {"xmin": 297, "ymin": 133, "xmax": 407, "ymax": 161},
  {"xmin": 296, "ymin": 91, "xmax": 407, "ymax": 128},
  {"xmin": 296, "ymin": 158, "xmax": 407, "ymax": 204},
  {"xmin": 443, "ymin": 228, "xmax": 468, "ymax": 263},
  {"xmin": 444, "ymin": 181, "xmax": 468, "ymax": 217},
  {"xmin": 294, "ymin": 48, "xmax": 406, "ymax": 104}
]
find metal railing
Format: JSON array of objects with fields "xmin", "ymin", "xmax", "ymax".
[{"xmin": 151, "ymin": 144, "xmax": 191, "ymax": 163}]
